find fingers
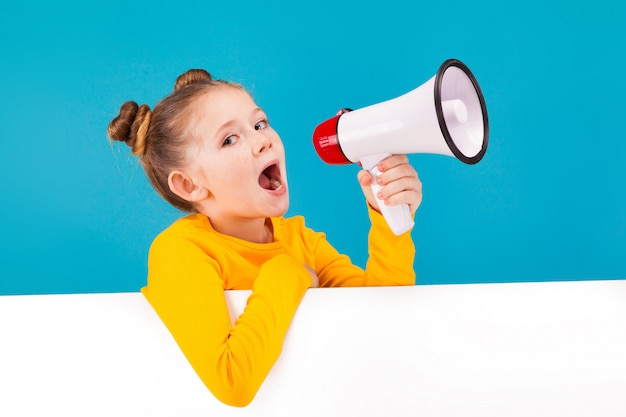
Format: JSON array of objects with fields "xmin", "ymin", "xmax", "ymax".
[
  {"xmin": 372, "ymin": 155, "xmax": 423, "ymax": 215},
  {"xmin": 376, "ymin": 154, "xmax": 410, "ymax": 172},
  {"xmin": 335, "ymin": 108, "xmax": 353, "ymax": 116}
]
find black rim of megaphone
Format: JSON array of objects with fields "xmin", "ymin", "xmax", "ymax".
[{"xmin": 434, "ymin": 59, "xmax": 489, "ymax": 165}]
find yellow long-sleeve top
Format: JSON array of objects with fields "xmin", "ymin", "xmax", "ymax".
[{"xmin": 142, "ymin": 207, "xmax": 415, "ymax": 407}]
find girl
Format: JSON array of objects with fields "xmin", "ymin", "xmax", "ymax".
[{"xmin": 107, "ymin": 69, "xmax": 422, "ymax": 407}]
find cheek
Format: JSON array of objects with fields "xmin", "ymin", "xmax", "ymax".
[
  {"xmin": 206, "ymin": 157, "xmax": 254, "ymax": 193},
  {"xmin": 230, "ymin": 165, "xmax": 253, "ymax": 187}
]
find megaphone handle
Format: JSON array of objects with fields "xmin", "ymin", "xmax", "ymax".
[{"xmin": 360, "ymin": 154, "xmax": 415, "ymax": 236}]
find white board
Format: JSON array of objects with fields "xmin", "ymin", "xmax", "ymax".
[{"xmin": 1, "ymin": 280, "xmax": 626, "ymax": 416}]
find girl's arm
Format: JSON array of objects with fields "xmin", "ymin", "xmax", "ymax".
[
  {"xmin": 143, "ymin": 236, "xmax": 311, "ymax": 407},
  {"xmin": 307, "ymin": 154, "xmax": 419, "ymax": 287},
  {"xmin": 299, "ymin": 206, "xmax": 415, "ymax": 288},
  {"xmin": 363, "ymin": 205, "xmax": 416, "ymax": 285}
]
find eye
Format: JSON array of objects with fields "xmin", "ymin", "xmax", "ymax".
[
  {"xmin": 254, "ymin": 119, "xmax": 269, "ymax": 131},
  {"xmin": 222, "ymin": 135, "xmax": 238, "ymax": 146}
]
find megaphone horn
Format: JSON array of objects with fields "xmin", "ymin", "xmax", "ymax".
[{"xmin": 312, "ymin": 59, "xmax": 489, "ymax": 235}]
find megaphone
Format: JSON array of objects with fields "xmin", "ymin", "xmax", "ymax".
[{"xmin": 312, "ymin": 59, "xmax": 489, "ymax": 235}]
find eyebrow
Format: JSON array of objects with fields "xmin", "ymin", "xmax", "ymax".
[
  {"xmin": 212, "ymin": 108, "xmax": 266, "ymax": 141},
  {"xmin": 212, "ymin": 118, "xmax": 239, "ymax": 141},
  {"xmin": 215, "ymin": 120, "xmax": 237, "ymax": 134},
  {"xmin": 251, "ymin": 107, "xmax": 266, "ymax": 118}
]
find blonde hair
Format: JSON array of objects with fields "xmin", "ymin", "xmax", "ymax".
[{"xmin": 107, "ymin": 69, "xmax": 243, "ymax": 212}]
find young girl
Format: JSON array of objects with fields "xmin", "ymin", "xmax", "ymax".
[{"xmin": 107, "ymin": 69, "xmax": 422, "ymax": 407}]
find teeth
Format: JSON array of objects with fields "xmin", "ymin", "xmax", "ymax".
[{"xmin": 269, "ymin": 178, "xmax": 282, "ymax": 190}]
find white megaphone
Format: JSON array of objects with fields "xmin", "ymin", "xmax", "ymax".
[{"xmin": 312, "ymin": 59, "xmax": 489, "ymax": 235}]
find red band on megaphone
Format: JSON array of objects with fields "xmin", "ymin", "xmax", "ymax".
[{"xmin": 312, "ymin": 114, "xmax": 351, "ymax": 164}]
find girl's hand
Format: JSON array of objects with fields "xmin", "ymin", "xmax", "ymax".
[
  {"xmin": 303, "ymin": 265, "xmax": 319, "ymax": 288},
  {"xmin": 357, "ymin": 154, "xmax": 423, "ymax": 215}
]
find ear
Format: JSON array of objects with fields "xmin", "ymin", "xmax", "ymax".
[{"xmin": 168, "ymin": 170, "xmax": 210, "ymax": 203}]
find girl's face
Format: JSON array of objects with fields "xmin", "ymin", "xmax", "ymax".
[{"xmin": 186, "ymin": 86, "xmax": 289, "ymax": 227}]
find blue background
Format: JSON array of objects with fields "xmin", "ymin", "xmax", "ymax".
[{"xmin": 0, "ymin": 0, "xmax": 624, "ymax": 295}]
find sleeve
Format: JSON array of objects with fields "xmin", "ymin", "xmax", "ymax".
[
  {"xmin": 305, "ymin": 206, "xmax": 415, "ymax": 287},
  {"xmin": 363, "ymin": 205, "xmax": 416, "ymax": 286},
  {"xmin": 142, "ymin": 233, "xmax": 311, "ymax": 407}
]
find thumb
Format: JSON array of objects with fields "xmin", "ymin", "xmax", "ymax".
[
  {"xmin": 357, "ymin": 169, "xmax": 380, "ymax": 212},
  {"xmin": 357, "ymin": 169, "xmax": 373, "ymax": 187}
]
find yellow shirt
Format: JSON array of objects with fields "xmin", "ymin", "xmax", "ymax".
[{"xmin": 142, "ymin": 207, "xmax": 415, "ymax": 406}]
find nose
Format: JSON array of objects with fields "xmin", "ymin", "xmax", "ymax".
[{"xmin": 252, "ymin": 131, "xmax": 272, "ymax": 156}]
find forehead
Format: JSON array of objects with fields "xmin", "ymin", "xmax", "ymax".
[{"xmin": 194, "ymin": 85, "xmax": 258, "ymax": 119}]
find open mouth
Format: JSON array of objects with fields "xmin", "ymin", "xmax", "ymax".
[{"xmin": 258, "ymin": 163, "xmax": 283, "ymax": 191}]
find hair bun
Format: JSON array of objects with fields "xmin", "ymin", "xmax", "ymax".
[
  {"xmin": 108, "ymin": 101, "xmax": 151, "ymax": 156},
  {"xmin": 174, "ymin": 69, "xmax": 213, "ymax": 91},
  {"xmin": 108, "ymin": 101, "xmax": 138, "ymax": 143}
]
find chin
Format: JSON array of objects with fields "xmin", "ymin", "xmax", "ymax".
[{"xmin": 269, "ymin": 194, "xmax": 290, "ymax": 218}]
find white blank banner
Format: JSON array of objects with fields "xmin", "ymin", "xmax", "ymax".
[{"xmin": 1, "ymin": 280, "xmax": 626, "ymax": 416}]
